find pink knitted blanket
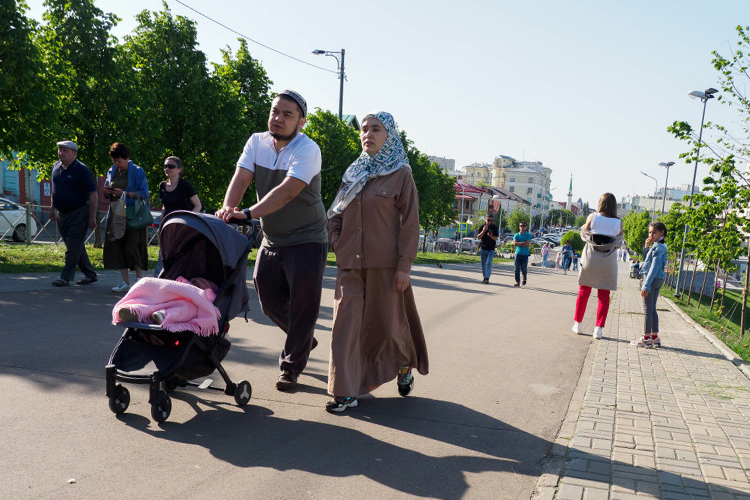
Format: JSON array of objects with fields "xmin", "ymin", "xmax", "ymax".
[{"xmin": 112, "ymin": 277, "xmax": 220, "ymax": 336}]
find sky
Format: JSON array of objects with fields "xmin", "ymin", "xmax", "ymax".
[{"xmin": 24, "ymin": 0, "xmax": 750, "ymax": 207}]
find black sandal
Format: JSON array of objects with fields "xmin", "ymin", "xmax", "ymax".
[{"xmin": 51, "ymin": 278, "xmax": 69, "ymax": 287}]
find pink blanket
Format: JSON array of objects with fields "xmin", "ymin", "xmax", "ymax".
[{"xmin": 112, "ymin": 277, "xmax": 220, "ymax": 336}]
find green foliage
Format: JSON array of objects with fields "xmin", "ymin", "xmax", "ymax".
[
  {"xmin": 506, "ymin": 205, "xmax": 530, "ymax": 231},
  {"xmin": 574, "ymin": 215, "xmax": 587, "ymax": 227},
  {"xmin": 303, "ymin": 109, "xmax": 361, "ymax": 209},
  {"xmin": 401, "ymin": 131, "xmax": 457, "ymax": 233},
  {"xmin": 0, "ymin": 1, "xmax": 57, "ymax": 165},
  {"xmin": 560, "ymin": 231, "xmax": 584, "ymax": 252},
  {"xmin": 623, "ymin": 210, "xmax": 651, "ymax": 257}
]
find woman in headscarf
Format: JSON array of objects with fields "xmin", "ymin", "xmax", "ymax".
[{"xmin": 325, "ymin": 111, "xmax": 429, "ymax": 413}]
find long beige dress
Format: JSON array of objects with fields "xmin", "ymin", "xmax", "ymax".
[{"xmin": 327, "ymin": 168, "xmax": 429, "ymax": 397}]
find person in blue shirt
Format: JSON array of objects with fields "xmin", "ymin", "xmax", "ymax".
[
  {"xmin": 513, "ymin": 221, "xmax": 533, "ymax": 286},
  {"xmin": 635, "ymin": 221, "xmax": 668, "ymax": 348},
  {"xmin": 561, "ymin": 241, "xmax": 573, "ymax": 275}
]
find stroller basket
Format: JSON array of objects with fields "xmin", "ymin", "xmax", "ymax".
[{"xmin": 106, "ymin": 212, "xmax": 258, "ymax": 423}]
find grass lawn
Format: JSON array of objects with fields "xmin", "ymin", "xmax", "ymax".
[
  {"xmin": 0, "ymin": 242, "xmax": 512, "ymax": 274},
  {"xmin": 660, "ymin": 284, "xmax": 750, "ymax": 363}
]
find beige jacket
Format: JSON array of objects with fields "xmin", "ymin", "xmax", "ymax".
[
  {"xmin": 578, "ymin": 227, "xmax": 623, "ymax": 291},
  {"xmin": 328, "ymin": 168, "xmax": 419, "ymax": 272}
]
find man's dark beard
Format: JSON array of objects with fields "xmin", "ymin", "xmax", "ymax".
[{"xmin": 270, "ymin": 129, "xmax": 299, "ymax": 142}]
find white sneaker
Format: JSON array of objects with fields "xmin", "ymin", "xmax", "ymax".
[
  {"xmin": 572, "ymin": 321, "xmax": 583, "ymax": 334},
  {"xmin": 112, "ymin": 281, "xmax": 131, "ymax": 293},
  {"xmin": 593, "ymin": 327, "xmax": 603, "ymax": 339}
]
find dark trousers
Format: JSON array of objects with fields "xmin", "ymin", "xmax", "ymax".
[
  {"xmin": 643, "ymin": 278, "xmax": 664, "ymax": 334},
  {"xmin": 253, "ymin": 242, "xmax": 327, "ymax": 375},
  {"xmin": 58, "ymin": 205, "xmax": 96, "ymax": 282},
  {"xmin": 514, "ymin": 254, "xmax": 529, "ymax": 283}
]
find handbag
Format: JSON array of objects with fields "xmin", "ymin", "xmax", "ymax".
[
  {"xmin": 108, "ymin": 199, "xmax": 127, "ymax": 240},
  {"xmin": 126, "ymin": 195, "xmax": 154, "ymax": 229}
]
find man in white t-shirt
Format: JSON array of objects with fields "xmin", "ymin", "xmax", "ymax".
[{"xmin": 217, "ymin": 90, "xmax": 327, "ymax": 391}]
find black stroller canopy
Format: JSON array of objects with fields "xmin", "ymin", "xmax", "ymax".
[{"xmin": 159, "ymin": 211, "xmax": 251, "ymax": 320}]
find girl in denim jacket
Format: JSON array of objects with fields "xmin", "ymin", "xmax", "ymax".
[{"xmin": 636, "ymin": 221, "xmax": 668, "ymax": 348}]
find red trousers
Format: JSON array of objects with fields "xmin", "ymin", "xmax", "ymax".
[{"xmin": 574, "ymin": 286, "xmax": 610, "ymax": 327}]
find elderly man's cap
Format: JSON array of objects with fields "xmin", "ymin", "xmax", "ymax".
[
  {"xmin": 276, "ymin": 89, "xmax": 307, "ymax": 117},
  {"xmin": 56, "ymin": 140, "xmax": 78, "ymax": 151}
]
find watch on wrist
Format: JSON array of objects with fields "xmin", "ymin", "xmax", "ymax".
[{"xmin": 243, "ymin": 208, "xmax": 252, "ymax": 220}]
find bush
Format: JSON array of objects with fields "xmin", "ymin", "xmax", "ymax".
[{"xmin": 561, "ymin": 230, "xmax": 584, "ymax": 252}]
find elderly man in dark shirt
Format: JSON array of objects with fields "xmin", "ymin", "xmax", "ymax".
[{"xmin": 50, "ymin": 140, "xmax": 98, "ymax": 287}]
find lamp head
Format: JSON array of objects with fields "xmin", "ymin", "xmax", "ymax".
[
  {"xmin": 312, "ymin": 49, "xmax": 325, "ymax": 55},
  {"xmin": 659, "ymin": 161, "xmax": 675, "ymax": 167}
]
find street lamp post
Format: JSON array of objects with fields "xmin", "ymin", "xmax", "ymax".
[
  {"xmin": 312, "ymin": 48, "xmax": 346, "ymax": 120},
  {"xmin": 641, "ymin": 171, "xmax": 658, "ymax": 222},
  {"xmin": 674, "ymin": 87, "xmax": 718, "ymax": 298},
  {"xmin": 658, "ymin": 161, "xmax": 675, "ymax": 214}
]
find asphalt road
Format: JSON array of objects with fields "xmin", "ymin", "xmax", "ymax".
[{"xmin": 0, "ymin": 261, "xmax": 592, "ymax": 500}]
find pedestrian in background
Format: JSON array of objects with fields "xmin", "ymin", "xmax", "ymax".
[
  {"xmin": 561, "ymin": 241, "xmax": 573, "ymax": 275},
  {"xmin": 571, "ymin": 193, "xmax": 623, "ymax": 339},
  {"xmin": 634, "ymin": 221, "xmax": 668, "ymax": 348},
  {"xmin": 49, "ymin": 140, "xmax": 98, "ymax": 287},
  {"xmin": 103, "ymin": 142, "xmax": 150, "ymax": 293},
  {"xmin": 541, "ymin": 242, "xmax": 550, "ymax": 268},
  {"xmin": 153, "ymin": 156, "xmax": 202, "ymax": 277},
  {"xmin": 513, "ymin": 221, "xmax": 532, "ymax": 286},
  {"xmin": 477, "ymin": 214, "xmax": 499, "ymax": 283},
  {"xmin": 326, "ymin": 111, "xmax": 429, "ymax": 413}
]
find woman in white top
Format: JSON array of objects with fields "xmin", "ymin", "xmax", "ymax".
[{"xmin": 571, "ymin": 193, "xmax": 623, "ymax": 339}]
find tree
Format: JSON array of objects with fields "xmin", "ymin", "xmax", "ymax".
[
  {"xmin": 35, "ymin": 0, "xmax": 123, "ymax": 177},
  {"xmin": 622, "ymin": 210, "xmax": 651, "ymax": 257},
  {"xmin": 506, "ymin": 205, "xmax": 530, "ymax": 231},
  {"xmin": 402, "ymin": 131, "xmax": 456, "ymax": 236},
  {"xmin": 574, "ymin": 215, "xmax": 587, "ymax": 227},
  {"xmin": 560, "ymin": 231, "xmax": 584, "ymax": 252},
  {"xmin": 303, "ymin": 109, "xmax": 361, "ymax": 210},
  {"xmin": 0, "ymin": 1, "xmax": 57, "ymax": 165}
]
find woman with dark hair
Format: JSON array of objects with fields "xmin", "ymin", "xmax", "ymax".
[
  {"xmin": 153, "ymin": 156, "xmax": 202, "ymax": 276},
  {"xmin": 325, "ymin": 111, "xmax": 429, "ymax": 413},
  {"xmin": 571, "ymin": 192, "xmax": 623, "ymax": 339},
  {"xmin": 634, "ymin": 221, "xmax": 668, "ymax": 348},
  {"xmin": 103, "ymin": 142, "xmax": 150, "ymax": 293}
]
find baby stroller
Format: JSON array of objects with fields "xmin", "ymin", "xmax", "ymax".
[
  {"xmin": 106, "ymin": 211, "xmax": 257, "ymax": 422},
  {"xmin": 630, "ymin": 260, "xmax": 640, "ymax": 279}
]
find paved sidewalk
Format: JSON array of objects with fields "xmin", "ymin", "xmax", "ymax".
[{"xmin": 535, "ymin": 268, "xmax": 750, "ymax": 500}]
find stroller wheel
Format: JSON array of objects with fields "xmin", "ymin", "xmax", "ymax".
[
  {"xmin": 151, "ymin": 391, "xmax": 172, "ymax": 423},
  {"xmin": 234, "ymin": 380, "xmax": 252, "ymax": 406},
  {"xmin": 108, "ymin": 384, "xmax": 130, "ymax": 415}
]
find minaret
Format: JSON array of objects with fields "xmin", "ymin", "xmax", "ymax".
[{"xmin": 567, "ymin": 174, "xmax": 573, "ymax": 208}]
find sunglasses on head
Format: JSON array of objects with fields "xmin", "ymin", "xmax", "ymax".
[{"xmin": 164, "ymin": 164, "xmax": 179, "ymax": 169}]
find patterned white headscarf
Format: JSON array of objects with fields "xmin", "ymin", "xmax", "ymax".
[{"xmin": 327, "ymin": 111, "xmax": 410, "ymax": 217}]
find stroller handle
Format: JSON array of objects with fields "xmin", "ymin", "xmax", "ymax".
[{"xmin": 228, "ymin": 217, "xmax": 261, "ymax": 244}]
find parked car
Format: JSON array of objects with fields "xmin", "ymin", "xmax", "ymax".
[
  {"xmin": 0, "ymin": 197, "xmax": 38, "ymax": 242},
  {"xmin": 460, "ymin": 237, "xmax": 481, "ymax": 253},
  {"xmin": 147, "ymin": 210, "xmax": 162, "ymax": 245}
]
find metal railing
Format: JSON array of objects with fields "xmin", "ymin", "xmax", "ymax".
[{"xmin": 0, "ymin": 202, "xmax": 160, "ymax": 247}]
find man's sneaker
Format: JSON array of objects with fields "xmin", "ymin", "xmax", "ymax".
[
  {"xmin": 651, "ymin": 337, "xmax": 661, "ymax": 348},
  {"xmin": 571, "ymin": 321, "xmax": 583, "ymax": 334},
  {"xmin": 593, "ymin": 326, "xmax": 603, "ymax": 339},
  {"xmin": 276, "ymin": 370, "xmax": 297, "ymax": 391},
  {"xmin": 397, "ymin": 366, "xmax": 414, "ymax": 397},
  {"xmin": 111, "ymin": 281, "xmax": 131, "ymax": 293},
  {"xmin": 325, "ymin": 396, "xmax": 358, "ymax": 413},
  {"xmin": 513, "ymin": 282, "xmax": 520, "ymax": 287},
  {"xmin": 522, "ymin": 279, "xmax": 527, "ymax": 285}
]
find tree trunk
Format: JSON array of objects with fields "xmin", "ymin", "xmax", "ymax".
[
  {"xmin": 709, "ymin": 260, "xmax": 719, "ymax": 312},
  {"xmin": 741, "ymin": 241, "xmax": 750, "ymax": 337},
  {"xmin": 687, "ymin": 253, "xmax": 700, "ymax": 306},
  {"xmin": 697, "ymin": 259, "xmax": 710, "ymax": 311}
]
